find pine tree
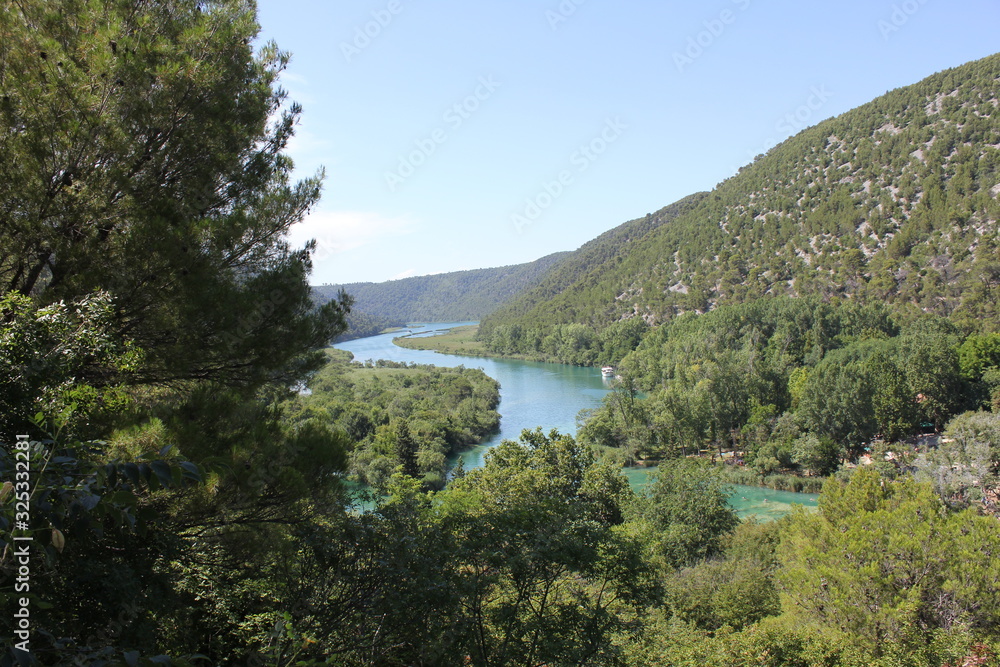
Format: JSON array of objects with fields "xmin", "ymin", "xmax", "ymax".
[
  {"xmin": 0, "ymin": 0, "xmax": 349, "ymax": 410},
  {"xmin": 395, "ymin": 419, "xmax": 420, "ymax": 478}
]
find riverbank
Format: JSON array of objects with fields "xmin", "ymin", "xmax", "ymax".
[
  {"xmin": 393, "ymin": 324, "xmax": 559, "ymax": 364},
  {"xmin": 713, "ymin": 464, "xmax": 827, "ymax": 494},
  {"xmin": 291, "ymin": 349, "xmax": 501, "ymax": 491},
  {"xmin": 393, "ymin": 324, "xmax": 490, "ymax": 356},
  {"xmin": 343, "ymin": 323, "xmax": 823, "ymax": 516},
  {"xmin": 626, "ymin": 455, "xmax": 828, "ymax": 494}
]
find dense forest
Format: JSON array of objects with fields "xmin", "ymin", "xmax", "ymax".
[
  {"xmin": 285, "ymin": 350, "xmax": 501, "ymax": 491},
  {"xmin": 479, "ymin": 53, "xmax": 1000, "ymax": 362},
  {"xmin": 1, "ymin": 1, "xmax": 999, "ymax": 665},
  {"xmin": 578, "ymin": 297, "xmax": 1000, "ymax": 490},
  {"xmin": 313, "ymin": 252, "xmax": 569, "ymax": 340}
]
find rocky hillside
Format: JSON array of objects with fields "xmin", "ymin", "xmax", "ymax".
[{"xmin": 479, "ymin": 53, "xmax": 1000, "ymax": 363}]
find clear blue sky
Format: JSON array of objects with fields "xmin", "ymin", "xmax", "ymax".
[{"xmin": 255, "ymin": 0, "xmax": 1000, "ymax": 285}]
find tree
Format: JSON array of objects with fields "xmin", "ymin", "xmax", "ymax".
[
  {"xmin": 778, "ymin": 469, "xmax": 1000, "ymax": 659},
  {"xmin": 915, "ymin": 411, "xmax": 1000, "ymax": 513},
  {"xmin": 797, "ymin": 344, "xmax": 881, "ymax": 448},
  {"xmin": 958, "ymin": 333, "xmax": 1000, "ymax": 408},
  {"xmin": 0, "ymin": 0, "xmax": 349, "ymax": 416},
  {"xmin": 640, "ymin": 458, "xmax": 739, "ymax": 568},
  {"xmin": 0, "ymin": 2, "xmax": 352, "ymax": 662},
  {"xmin": 437, "ymin": 429, "xmax": 656, "ymax": 665},
  {"xmin": 663, "ymin": 521, "xmax": 783, "ymax": 633},
  {"xmin": 394, "ymin": 418, "xmax": 420, "ymax": 478},
  {"xmin": 791, "ymin": 433, "xmax": 842, "ymax": 476}
]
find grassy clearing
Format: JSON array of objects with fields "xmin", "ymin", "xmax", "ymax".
[{"xmin": 393, "ymin": 325, "xmax": 491, "ymax": 357}]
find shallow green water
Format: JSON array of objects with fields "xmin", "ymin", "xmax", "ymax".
[
  {"xmin": 337, "ymin": 322, "xmax": 614, "ymax": 469},
  {"xmin": 337, "ymin": 323, "xmax": 819, "ymax": 519},
  {"xmin": 622, "ymin": 467, "xmax": 818, "ymax": 521}
]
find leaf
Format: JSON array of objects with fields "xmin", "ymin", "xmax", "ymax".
[
  {"xmin": 109, "ymin": 489, "xmax": 137, "ymax": 508},
  {"xmin": 179, "ymin": 461, "xmax": 202, "ymax": 482},
  {"xmin": 150, "ymin": 460, "xmax": 173, "ymax": 487},
  {"xmin": 103, "ymin": 463, "xmax": 118, "ymax": 487},
  {"xmin": 51, "ymin": 528, "xmax": 65, "ymax": 553},
  {"xmin": 123, "ymin": 462, "xmax": 142, "ymax": 488},
  {"xmin": 77, "ymin": 493, "xmax": 101, "ymax": 511},
  {"xmin": 0, "ymin": 481, "xmax": 13, "ymax": 502}
]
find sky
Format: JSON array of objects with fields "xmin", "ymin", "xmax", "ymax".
[{"xmin": 254, "ymin": 0, "xmax": 1000, "ymax": 285}]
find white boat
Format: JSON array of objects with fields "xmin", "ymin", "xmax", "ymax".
[{"xmin": 601, "ymin": 366, "xmax": 615, "ymax": 378}]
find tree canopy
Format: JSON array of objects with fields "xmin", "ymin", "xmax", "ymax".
[{"xmin": 0, "ymin": 0, "xmax": 349, "ymax": 428}]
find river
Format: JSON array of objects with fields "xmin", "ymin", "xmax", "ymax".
[{"xmin": 335, "ymin": 322, "xmax": 818, "ymax": 520}]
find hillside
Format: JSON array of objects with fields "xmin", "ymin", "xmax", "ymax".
[
  {"xmin": 479, "ymin": 53, "xmax": 1000, "ymax": 363},
  {"xmin": 315, "ymin": 251, "xmax": 569, "ymax": 339}
]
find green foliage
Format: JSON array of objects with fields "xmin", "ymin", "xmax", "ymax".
[
  {"xmin": 334, "ymin": 306, "xmax": 397, "ymax": 343},
  {"xmin": 665, "ymin": 556, "xmax": 780, "ymax": 632},
  {"xmin": 798, "ymin": 330, "xmax": 969, "ymax": 446},
  {"xmin": 0, "ymin": 0, "xmax": 352, "ymax": 662},
  {"xmin": 915, "ymin": 411, "xmax": 1000, "ymax": 513},
  {"xmin": 438, "ymin": 428, "xmax": 656, "ymax": 665},
  {"xmin": 638, "ymin": 458, "xmax": 740, "ymax": 568},
  {"xmin": 778, "ymin": 468, "xmax": 1000, "ymax": 658},
  {"xmin": 958, "ymin": 333, "xmax": 1000, "ymax": 380},
  {"xmin": 0, "ymin": 433, "xmax": 206, "ymax": 665},
  {"xmin": 285, "ymin": 352, "xmax": 501, "ymax": 491},
  {"xmin": 576, "ymin": 297, "xmax": 973, "ymax": 472},
  {"xmin": 4, "ymin": 3, "xmax": 1000, "ymax": 663},
  {"xmin": 0, "ymin": 0, "xmax": 349, "ymax": 394},
  {"xmin": 0, "ymin": 291, "xmax": 139, "ymax": 437},
  {"xmin": 958, "ymin": 333, "xmax": 1000, "ymax": 408},
  {"xmin": 790, "ymin": 433, "xmax": 842, "ymax": 476}
]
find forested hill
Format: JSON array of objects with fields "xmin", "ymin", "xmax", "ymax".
[
  {"xmin": 479, "ymin": 53, "xmax": 1000, "ymax": 362},
  {"xmin": 314, "ymin": 251, "xmax": 569, "ymax": 337}
]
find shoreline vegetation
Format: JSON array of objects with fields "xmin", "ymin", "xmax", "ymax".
[
  {"xmin": 393, "ymin": 324, "xmax": 492, "ymax": 357},
  {"xmin": 625, "ymin": 453, "xmax": 828, "ymax": 494},
  {"xmin": 392, "ymin": 325, "xmax": 833, "ymax": 494},
  {"xmin": 286, "ymin": 348, "xmax": 502, "ymax": 491},
  {"xmin": 386, "ymin": 323, "xmax": 997, "ymax": 500}
]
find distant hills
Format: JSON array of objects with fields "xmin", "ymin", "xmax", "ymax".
[
  {"xmin": 478, "ymin": 53, "xmax": 1000, "ymax": 363},
  {"xmin": 319, "ymin": 54, "xmax": 1000, "ymax": 355},
  {"xmin": 313, "ymin": 252, "xmax": 570, "ymax": 340}
]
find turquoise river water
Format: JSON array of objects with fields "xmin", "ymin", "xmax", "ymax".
[{"xmin": 335, "ymin": 322, "xmax": 818, "ymax": 520}]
